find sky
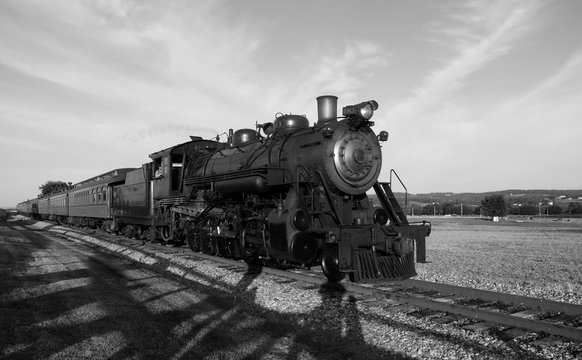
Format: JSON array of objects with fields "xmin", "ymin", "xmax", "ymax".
[{"xmin": 1, "ymin": 0, "xmax": 582, "ymax": 207}]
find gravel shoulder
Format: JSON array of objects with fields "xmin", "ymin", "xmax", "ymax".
[{"xmin": 414, "ymin": 217, "xmax": 582, "ymax": 305}]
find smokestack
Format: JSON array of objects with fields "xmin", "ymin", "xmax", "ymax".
[{"xmin": 316, "ymin": 95, "xmax": 338, "ymax": 124}]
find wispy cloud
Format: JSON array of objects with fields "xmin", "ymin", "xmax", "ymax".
[
  {"xmin": 0, "ymin": 1, "xmax": 273, "ymax": 146},
  {"xmin": 515, "ymin": 49, "xmax": 582, "ymax": 106},
  {"xmin": 488, "ymin": 48, "xmax": 582, "ymax": 146},
  {"xmin": 260, "ymin": 40, "xmax": 392, "ymax": 118},
  {"xmin": 377, "ymin": 0, "xmax": 550, "ymax": 191},
  {"xmin": 387, "ymin": 0, "xmax": 543, "ymax": 123}
]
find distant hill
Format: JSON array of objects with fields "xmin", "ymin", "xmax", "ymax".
[
  {"xmin": 369, "ymin": 189, "xmax": 582, "ymax": 216},
  {"xmin": 406, "ymin": 189, "xmax": 582, "ymax": 206}
]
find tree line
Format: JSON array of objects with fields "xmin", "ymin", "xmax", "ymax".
[{"xmin": 411, "ymin": 194, "xmax": 582, "ymax": 218}]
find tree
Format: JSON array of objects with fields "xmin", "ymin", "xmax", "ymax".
[
  {"xmin": 547, "ymin": 205, "xmax": 562, "ymax": 215},
  {"xmin": 39, "ymin": 181, "xmax": 72, "ymax": 197},
  {"xmin": 480, "ymin": 194, "xmax": 507, "ymax": 219},
  {"xmin": 568, "ymin": 202, "xmax": 582, "ymax": 214},
  {"xmin": 442, "ymin": 202, "xmax": 455, "ymax": 215},
  {"xmin": 520, "ymin": 205, "xmax": 538, "ymax": 216},
  {"xmin": 422, "ymin": 203, "xmax": 441, "ymax": 216},
  {"xmin": 409, "ymin": 204, "xmax": 423, "ymax": 216}
]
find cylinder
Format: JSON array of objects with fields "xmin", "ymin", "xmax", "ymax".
[{"xmin": 316, "ymin": 95, "xmax": 338, "ymax": 123}]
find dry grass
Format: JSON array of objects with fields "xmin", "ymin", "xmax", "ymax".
[{"xmin": 414, "ymin": 217, "xmax": 582, "ymax": 304}]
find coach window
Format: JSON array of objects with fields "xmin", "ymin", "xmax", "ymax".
[{"xmin": 103, "ymin": 187, "xmax": 107, "ymax": 202}]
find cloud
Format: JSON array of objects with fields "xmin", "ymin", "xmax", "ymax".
[
  {"xmin": 486, "ymin": 48, "xmax": 582, "ymax": 150},
  {"xmin": 3, "ymin": 0, "xmax": 394, "ymax": 144},
  {"xmin": 387, "ymin": 0, "xmax": 543, "ymax": 123},
  {"xmin": 259, "ymin": 40, "xmax": 392, "ymax": 120},
  {"xmin": 514, "ymin": 49, "xmax": 582, "ymax": 107},
  {"xmin": 376, "ymin": 0, "xmax": 552, "ymax": 192}
]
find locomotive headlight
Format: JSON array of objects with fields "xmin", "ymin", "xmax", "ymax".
[{"xmin": 342, "ymin": 100, "xmax": 379, "ymax": 121}]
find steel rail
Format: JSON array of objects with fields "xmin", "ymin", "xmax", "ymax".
[
  {"xmin": 159, "ymin": 250, "xmax": 582, "ymax": 342},
  {"xmin": 401, "ymin": 279, "xmax": 582, "ymax": 316},
  {"xmin": 353, "ymin": 284, "xmax": 582, "ymax": 342}
]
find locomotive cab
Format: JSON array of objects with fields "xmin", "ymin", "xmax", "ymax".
[
  {"xmin": 151, "ymin": 152, "xmax": 184, "ymax": 200},
  {"xmin": 148, "ymin": 138, "xmax": 225, "ymax": 241},
  {"xmin": 149, "ymin": 139, "xmax": 222, "ymax": 200}
]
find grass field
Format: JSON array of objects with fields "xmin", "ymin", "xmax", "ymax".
[{"xmin": 413, "ymin": 217, "xmax": 582, "ymax": 304}]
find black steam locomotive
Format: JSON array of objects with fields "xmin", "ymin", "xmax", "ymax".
[{"xmin": 18, "ymin": 96, "xmax": 430, "ymax": 283}]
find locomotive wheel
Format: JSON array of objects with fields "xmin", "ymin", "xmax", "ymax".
[
  {"xmin": 239, "ymin": 228, "xmax": 260, "ymax": 264},
  {"xmin": 217, "ymin": 238, "xmax": 236, "ymax": 258},
  {"xmin": 321, "ymin": 245, "xmax": 347, "ymax": 282},
  {"xmin": 201, "ymin": 234, "xmax": 217, "ymax": 255},
  {"xmin": 185, "ymin": 222, "xmax": 200, "ymax": 252}
]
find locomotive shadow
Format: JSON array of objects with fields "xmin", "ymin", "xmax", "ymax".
[{"xmin": 279, "ymin": 281, "xmax": 370, "ymax": 359}]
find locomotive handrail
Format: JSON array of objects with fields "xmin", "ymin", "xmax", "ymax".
[
  {"xmin": 315, "ymin": 169, "xmax": 343, "ymax": 226},
  {"xmin": 184, "ymin": 167, "xmax": 285, "ymax": 186},
  {"xmin": 389, "ymin": 169, "xmax": 408, "ymax": 212}
]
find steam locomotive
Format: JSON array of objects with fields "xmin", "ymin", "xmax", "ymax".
[{"xmin": 18, "ymin": 96, "xmax": 430, "ymax": 283}]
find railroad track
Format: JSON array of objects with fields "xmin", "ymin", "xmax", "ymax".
[{"xmin": 48, "ymin": 223, "xmax": 582, "ymax": 344}]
